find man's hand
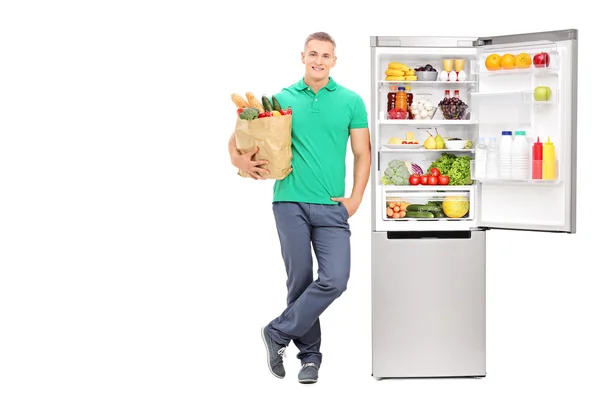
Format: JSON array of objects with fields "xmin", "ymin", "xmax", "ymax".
[
  {"xmin": 331, "ymin": 196, "xmax": 362, "ymax": 218},
  {"xmin": 232, "ymin": 146, "xmax": 270, "ymax": 180}
]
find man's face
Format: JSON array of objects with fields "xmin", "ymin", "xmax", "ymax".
[{"xmin": 302, "ymin": 40, "xmax": 336, "ymax": 81}]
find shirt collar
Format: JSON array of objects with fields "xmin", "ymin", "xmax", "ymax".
[{"xmin": 294, "ymin": 77, "xmax": 338, "ymax": 91}]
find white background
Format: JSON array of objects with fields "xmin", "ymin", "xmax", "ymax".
[{"xmin": 0, "ymin": 1, "xmax": 597, "ymax": 399}]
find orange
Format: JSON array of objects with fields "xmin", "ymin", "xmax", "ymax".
[
  {"xmin": 515, "ymin": 52, "xmax": 532, "ymax": 68},
  {"xmin": 485, "ymin": 54, "xmax": 501, "ymax": 71},
  {"xmin": 500, "ymin": 54, "xmax": 516, "ymax": 69}
]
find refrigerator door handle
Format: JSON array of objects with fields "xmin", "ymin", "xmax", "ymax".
[{"xmin": 387, "ymin": 231, "xmax": 473, "ymax": 240}]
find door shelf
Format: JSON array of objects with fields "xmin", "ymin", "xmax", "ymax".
[
  {"xmin": 471, "ymin": 160, "xmax": 560, "ymax": 185},
  {"xmin": 473, "ymin": 67, "xmax": 558, "ymax": 77},
  {"xmin": 476, "ymin": 178, "xmax": 561, "ymax": 186},
  {"xmin": 470, "ymin": 90, "xmax": 558, "ymax": 104}
]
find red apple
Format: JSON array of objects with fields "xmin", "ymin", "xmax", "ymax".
[{"xmin": 533, "ymin": 52, "xmax": 550, "ymax": 68}]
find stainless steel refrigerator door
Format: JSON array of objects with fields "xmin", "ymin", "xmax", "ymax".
[{"xmin": 372, "ymin": 230, "xmax": 486, "ymax": 378}]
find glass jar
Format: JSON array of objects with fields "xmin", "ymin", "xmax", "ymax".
[{"xmin": 411, "ymin": 93, "xmax": 436, "ymax": 120}]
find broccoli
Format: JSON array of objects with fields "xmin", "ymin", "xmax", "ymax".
[
  {"xmin": 380, "ymin": 159, "xmax": 410, "ymax": 186},
  {"xmin": 239, "ymin": 107, "xmax": 259, "ymax": 120}
]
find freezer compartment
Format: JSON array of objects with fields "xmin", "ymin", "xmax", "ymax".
[
  {"xmin": 371, "ymin": 230, "xmax": 486, "ymax": 378},
  {"xmin": 384, "ymin": 190, "xmax": 473, "ymax": 221}
]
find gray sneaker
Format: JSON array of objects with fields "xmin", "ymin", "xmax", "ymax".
[
  {"xmin": 261, "ymin": 327, "xmax": 287, "ymax": 379},
  {"xmin": 298, "ymin": 362, "xmax": 319, "ymax": 384}
]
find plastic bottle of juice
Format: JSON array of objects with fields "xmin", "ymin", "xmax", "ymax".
[
  {"xmin": 387, "ymin": 85, "xmax": 397, "ymax": 111},
  {"xmin": 397, "ymin": 87, "xmax": 407, "ymax": 112}
]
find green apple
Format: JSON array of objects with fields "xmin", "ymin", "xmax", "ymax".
[{"xmin": 534, "ymin": 86, "xmax": 552, "ymax": 101}]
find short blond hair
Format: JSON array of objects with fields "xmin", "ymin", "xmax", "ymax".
[{"xmin": 304, "ymin": 32, "xmax": 336, "ymax": 54}]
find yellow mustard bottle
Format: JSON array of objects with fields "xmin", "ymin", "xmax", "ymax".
[{"xmin": 543, "ymin": 136, "xmax": 556, "ymax": 180}]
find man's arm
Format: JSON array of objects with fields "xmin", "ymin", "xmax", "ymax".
[
  {"xmin": 349, "ymin": 127, "xmax": 371, "ymax": 203},
  {"xmin": 331, "ymin": 127, "xmax": 371, "ymax": 217},
  {"xmin": 228, "ymin": 132, "xmax": 270, "ymax": 180}
]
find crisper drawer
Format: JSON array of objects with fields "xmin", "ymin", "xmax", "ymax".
[{"xmin": 384, "ymin": 190, "xmax": 473, "ymax": 221}]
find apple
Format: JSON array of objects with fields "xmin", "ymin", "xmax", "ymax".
[
  {"xmin": 534, "ymin": 86, "xmax": 552, "ymax": 101},
  {"xmin": 533, "ymin": 52, "xmax": 550, "ymax": 68}
]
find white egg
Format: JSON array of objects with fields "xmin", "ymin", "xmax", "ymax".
[
  {"xmin": 438, "ymin": 71, "xmax": 448, "ymax": 81},
  {"xmin": 458, "ymin": 70, "xmax": 467, "ymax": 81},
  {"xmin": 414, "ymin": 114, "xmax": 421, "ymax": 119},
  {"xmin": 449, "ymin": 71, "xmax": 458, "ymax": 81},
  {"xmin": 427, "ymin": 109, "xmax": 434, "ymax": 117},
  {"xmin": 424, "ymin": 101, "xmax": 433, "ymax": 110},
  {"xmin": 420, "ymin": 109, "xmax": 429, "ymax": 118}
]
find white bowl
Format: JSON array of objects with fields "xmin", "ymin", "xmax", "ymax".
[{"xmin": 444, "ymin": 139, "xmax": 468, "ymax": 150}]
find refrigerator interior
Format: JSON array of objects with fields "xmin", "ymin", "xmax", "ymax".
[{"xmin": 371, "ymin": 31, "xmax": 576, "ymax": 234}]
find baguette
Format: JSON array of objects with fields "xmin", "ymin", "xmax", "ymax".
[
  {"xmin": 245, "ymin": 92, "xmax": 264, "ymax": 113},
  {"xmin": 231, "ymin": 93, "xmax": 250, "ymax": 108}
]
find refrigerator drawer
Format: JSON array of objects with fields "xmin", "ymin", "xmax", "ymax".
[
  {"xmin": 371, "ymin": 230, "xmax": 486, "ymax": 378},
  {"xmin": 384, "ymin": 189, "xmax": 473, "ymax": 221}
]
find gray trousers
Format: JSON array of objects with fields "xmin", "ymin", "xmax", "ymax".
[{"xmin": 265, "ymin": 202, "xmax": 351, "ymax": 366}]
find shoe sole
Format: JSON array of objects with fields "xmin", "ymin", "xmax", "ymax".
[
  {"xmin": 299, "ymin": 378, "xmax": 318, "ymax": 384},
  {"xmin": 261, "ymin": 327, "xmax": 284, "ymax": 379}
]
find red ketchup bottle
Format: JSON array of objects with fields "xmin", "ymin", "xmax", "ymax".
[{"xmin": 532, "ymin": 136, "xmax": 543, "ymax": 179}]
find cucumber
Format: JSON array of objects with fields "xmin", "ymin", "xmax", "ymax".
[
  {"xmin": 262, "ymin": 95, "xmax": 273, "ymax": 112},
  {"xmin": 433, "ymin": 211, "xmax": 446, "ymax": 218},
  {"xmin": 406, "ymin": 204, "xmax": 442, "ymax": 213},
  {"xmin": 405, "ymin": 211, "xmax": 435, "ymax": 218},
  {"xmin": 272, "ymin": 95, "xmax": 282, "ymax": 112}
]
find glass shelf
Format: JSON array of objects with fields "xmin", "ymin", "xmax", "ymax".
[
  {"xmin": 380, "ymin": 148, "xmax": 474, "ymax": 153},
  {"xmin": 379, "ymin": 80, "xmax": 477, "ymax": 85},
  {"xmin": 378, "ymin": 119, "xmax": 478, "ymax": 126}
]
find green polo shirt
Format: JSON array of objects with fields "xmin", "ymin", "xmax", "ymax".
[{"xmin": 272, "ymin": 77, "xmax": 368, "ymax": 205}]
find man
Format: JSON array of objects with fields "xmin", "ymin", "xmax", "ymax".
[{"xmin": 228, "ymin": 32, "xmax": 371, "ymax": 384}]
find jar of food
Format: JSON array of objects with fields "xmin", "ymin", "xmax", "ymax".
[{"xmin": 411, "ymin": 93, "xmax": 436, "ymax": 120}]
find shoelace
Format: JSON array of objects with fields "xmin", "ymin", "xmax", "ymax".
[
  {"xmin": 278, "ymin": 347, "xmax": 287, "ymax": 359},
  {"xmin": 302, "ymin": 362, "xmax": 316, "ymax": 369}
]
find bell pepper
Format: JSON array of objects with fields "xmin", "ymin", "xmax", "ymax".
[
  {"xmin": 280, "ymin": 107, "xmax": 292, "ymax": 116},
  {"xmin": 237, "ymin": 108, "xmax": 244, "ymax": 117},
  {"xmin": 258, "ymin": 111, "xmax": 273, "ymax": 118}
]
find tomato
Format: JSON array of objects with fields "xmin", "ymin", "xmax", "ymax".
[
  {"xmin": 438, "ymin": 175, "xmax": 450, "ymax": 185},
  {"xmin": 419, "ymin": 175, "xmax": 429, "ymax": 185},
  {"xmin": 237, "ymin": 108, "xmax": 244, "ymax": 116},
  {"xmin": 402, "ymin": 141, "xmax": 408, "ymax": 144},
  {"xmin": 428, "ymin": 175, "xmax": 438, "ymax": 185},
  {"xmin": 409, "ymin": 174, "xmax": 420, "ymax": 185},
  {"xmin": 429, "ymin": 167, "xmax": 440, "ymax": 177}
]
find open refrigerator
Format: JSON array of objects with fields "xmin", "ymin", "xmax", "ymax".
[{"xmin": 370, "ymin": 30, "xmax": 578, "ymax": 379}]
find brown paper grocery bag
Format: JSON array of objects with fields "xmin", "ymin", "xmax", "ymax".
[{"xmin": 234, "ymin": 114, "xmax": 293, "ymax": 180}]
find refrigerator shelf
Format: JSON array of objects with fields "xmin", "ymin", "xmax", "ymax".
[
  {"xmin": 378, "ymin": 80, "xmax": 477, "ymax": 85},
  {"xmin": 378, "ymin": 119, "xmax": 478, "ymax": 126},
  {"xmin": 380, "ymin": 148, "xmax": 474, "ymax": 154},
  {"xmin": 383, "ymin": 185, "xmax": 474, "ymax": 192}
]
